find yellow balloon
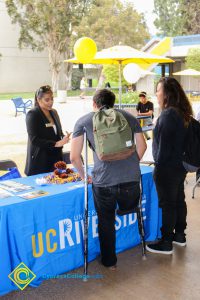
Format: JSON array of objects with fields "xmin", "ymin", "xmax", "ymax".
[{"xmin": 74, "ymin": 37, "xmax": 97, "ymax": 64}]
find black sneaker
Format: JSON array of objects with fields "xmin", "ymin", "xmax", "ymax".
[
  {"xmin": 173, "ymin": 233, "xmax": 186, "ymax": 247},
  {"xmin": 146, "ymin": 240, "xmax": 173, "ymax": 255}
]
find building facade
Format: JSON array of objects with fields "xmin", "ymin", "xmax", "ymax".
[{"xmin": 0, "ymin": 0, "xmax": 51, "ymax": 93}]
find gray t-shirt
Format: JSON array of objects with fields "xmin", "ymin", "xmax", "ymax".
[{"xmin": 72, "ymin": 109, "xmax": 142, "ymax": 186}]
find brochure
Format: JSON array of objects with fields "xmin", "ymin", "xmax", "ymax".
[
  {"xmin": 0, "ymin": 187, "xmax": 13, "ymax": 199},
  {"xmin": 19, "ymin": 190, "xmax": 49, "ymax": 200},
  {"xmin": 0, "ymin": 180, "xmax": 33, "ymax": 193}
]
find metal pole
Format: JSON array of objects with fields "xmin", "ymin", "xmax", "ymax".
[
  {"xmin": 119, "ymin": 61, "xmax": 122, "ymax": 109},
  {"xmin": 139, "ymin": 175, "xmax": 146, "ymax": 260},
  {"xmin": 83, "ymin": 128, "xmax": 88, "ymax": 281},
  {"xmin": 189, "ymin": 76, "xmax": 191, "ymax": 100}
]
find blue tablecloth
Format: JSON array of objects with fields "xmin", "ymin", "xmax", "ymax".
[{"xmin": 0, "ymin": 165, "xmax": 161, "ymax": 296}]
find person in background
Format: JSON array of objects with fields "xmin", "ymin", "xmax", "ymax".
[
  {"xmin": 80, "ymin": 77, "xmax": 87, "ymax": 99},
  {"xmin": 136, "ymin": 91, "xmax": 154, "ymax": 140},
  {"xmin": 105, "ymin": 82, "xmax": 111, "ymax": 89},
  {"xmin": 146, "ymin": 77, "xmax": 193, "ymax": 255},
  {"xmin": 70, "ymin": 89, "xmax": 146, "ymax": 269},
  {"xmin": 25, "ymin": 85, "xmax": 70, "ymax": 176}
]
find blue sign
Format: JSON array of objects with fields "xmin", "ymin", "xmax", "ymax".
[{"xmin": 0, "ymin": 166, "xmax": 161, "ymax": 296}]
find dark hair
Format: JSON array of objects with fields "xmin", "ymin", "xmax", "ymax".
[
  {"xmin": 34, "ymin": 85, "xmax": 52, "ymax": 107},
  {"xmin": 139, "ymin": 91, "xmax": 147, "ymax": 98},
  {"xmin": 157, "ymin": 77, "xmax": 193, "ymax": 124},
  {"xmin": 93, "ymin": 89, "xmax": 115, "ymax": 108}
]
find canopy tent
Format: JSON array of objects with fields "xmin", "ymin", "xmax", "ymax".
[
  {"xmin": 173, "ymin": 68, "xmax": 200, "ymax": 76},
  {"xmin": 173, "ymin": 68, "xmax": 200, "ymax": 92},
  {"xmin": 66, "ymin": 45, "xmax": 174, "ymax": 107}
]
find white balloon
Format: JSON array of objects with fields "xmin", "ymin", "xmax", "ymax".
[{"xmin": 123, "ymin": 63, "xmax": 141, "ymax": 83}]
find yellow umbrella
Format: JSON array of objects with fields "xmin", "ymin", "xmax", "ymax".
[
  {"xmin": 66, "ymin": 45, "xmax": 174, "ymax": 107},
  {"xmin": 173, "ymin": 69, "xmax": 200, "ymax": 92}
]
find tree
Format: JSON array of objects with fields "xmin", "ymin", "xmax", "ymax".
[
  {"xmin": 74, "ymin": 0, "xmax": 149, "ymax": 50},
  {"xmin": 74, "ymin": 0, "xmax": 149, "ymax": 87},
  {"xmin": 5, "ymin": 0, "xmax": 92, "ymax": 91},
  {"xmin": 183, "ymin": 0, "xmax": 200, "ymax": 34},
  {"xmin": 154, "ymin": 0, "xmax": 200, "ymax": 36},
  {"xmin": 154, "ymin": 0, "xmax": 186, "ymax": 36},
  {"xmin": 102, "ymin": 65, "xmax": 127, "ymax": 87},
  {"xmin": 186, "ymin": 48, "xmax": 200, "ymax": 71}
]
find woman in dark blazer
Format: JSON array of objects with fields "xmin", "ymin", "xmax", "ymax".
[{"xmin": 25, "ymin": 85, "xmax": 70, "ymax": 176}]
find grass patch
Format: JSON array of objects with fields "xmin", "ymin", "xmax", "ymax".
[
  {"xmin": 0, "ymin": 88, "xmax": 139, "ymax": 102},
  {"xmin": 0, "ymin": 92, "xmax": 35, "ymax": 100},
  {"xmin": 0, "ymin": 89, "xmax": 97, "ymax": 100}
]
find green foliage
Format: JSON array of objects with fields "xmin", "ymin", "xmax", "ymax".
[
  {"xmin": 154, "ymin": 0, "xmax": 200, "ymax": 36},
  {"xmin": 74, "ymin": 0, "xmax": 150, "ymax": 50},
  {"xmin": 186, "ymin": 48, "xmax": 200, "ymax": 71},
  {"xmin": 183, "ymin": 0, "xmax": 200, "ymax": 34},
  {"xmin": 0, "ymin": 90, "xmax": 96, "ymax": 100},
  {"xmin": 71, "ymin": 69, "xmax": 84, "ymax": 89},
  {"xmin": 5, "ymin": 0, "xmax": 92, "ymax": 90},
  {"xmin": 154, "ymin": 0, "xmax": 186, "ymax": 36},
  {"xmin": 103, "ymin": 65, "xmax": 127, "ymax": 86},
  {"xmin": 115, "ymin": 91, "xmax": 139, "ymax": 104},
  {"xmin": 5, "ymin": 0, "xmax": 149, "ymax": 91}
]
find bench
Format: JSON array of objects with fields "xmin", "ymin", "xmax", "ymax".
[{"xmin": 11, "ymin": 97, "xmax": 32, "ymax": 117}]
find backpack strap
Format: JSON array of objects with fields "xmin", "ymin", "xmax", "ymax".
[{"xmin": 99, "ymin": 105, "xmax": 111, "ymax": 111}]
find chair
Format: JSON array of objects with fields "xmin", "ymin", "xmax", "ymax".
[
  {"xmin": 11, "ymin": 97, "xmax": 32, "ymax": 117},
  {"xmin": 0, "ymin": 159, "xmax": 17, "ymax": 170},
  {"xmin": 63, "ymin": 151, "xmax": 84, "ymax": 164}
]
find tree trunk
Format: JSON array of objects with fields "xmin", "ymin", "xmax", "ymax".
[
  {"xmin": 52, "ymin": 69, "xmax": 60, "ymax": 92},
  {"xmin": 47, "ymin": 46, "xmax": 62, "ymax": 92},
  {"xmin": 65, "ymin": 62, "xmax": 73, "ymax": 90},
  {"xmin": 97, "ymin": 66, "xmax": 105, "ymax": 89}
]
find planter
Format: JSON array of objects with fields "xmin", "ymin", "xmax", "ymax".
[{"xmin": 56, "ymin": 90, "xmax": 67, "ymax": 103}]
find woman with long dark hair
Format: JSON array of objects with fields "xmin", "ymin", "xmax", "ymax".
[
  {"xmin": 25, "ymin": 85, "xmax": 70, "ymax": 176},
  {"xmin": 146, "ymin": 77, "xmax": 193, "ymax": 254}
]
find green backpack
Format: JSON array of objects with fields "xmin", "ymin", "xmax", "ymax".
[{"xmin": 93, "ymin": 108, "xmax": 135, "ymax": 161}]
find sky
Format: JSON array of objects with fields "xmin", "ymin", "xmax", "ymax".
[{"xmin": 130, "ymin": 0, "xmax": 157, "ymax": 35}]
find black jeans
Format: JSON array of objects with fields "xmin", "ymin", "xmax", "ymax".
[
  {"xmin": 153, "ymin": 165, "xmax": 187, "ymax": 242},
  {"xmin": 92, "ymin": 181, "xmax": 140, "ymax": 267}
]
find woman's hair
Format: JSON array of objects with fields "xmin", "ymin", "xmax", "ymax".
[
  {"xmin": 157, "ymin": 77, "xmax": 193, "ymax": 124},
  {"xmin": 34, "ymin": 85, "xmax": 53, "ymax": 107}
]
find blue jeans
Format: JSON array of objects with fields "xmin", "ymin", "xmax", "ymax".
[{"xmin": 92, "ymin": 181, "xmax": 140, "ymax": 267}]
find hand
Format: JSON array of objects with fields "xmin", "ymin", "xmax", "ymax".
[
  {"xmin": 82, "ymin": 175, "xmax": 92, "ymax": 184},
  {"xmin": 63, "ymin": 131, "xmax": 72, "ymax": 144},
  {"xmin": 55, "ymin": 135, "xmax": 71, "ymax": 147},
  {"xmin": 66, "ymin": 131, "xmax": 72, "ymax": 141},
  {"xmin": 87, "ymin": 175, "xmax": 92, "ymax": 184},
  {"xmin": 62, "ymin": 135, "xmax": 70, "ymax": 144}
]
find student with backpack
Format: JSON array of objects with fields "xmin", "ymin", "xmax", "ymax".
[
  {"xmin": 146, "ymin": 77, "xmax": 193, "ymax": 255},
  {"xmin": 70, "ymin": 89, "xmax": 147, "ymax": 269}
]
